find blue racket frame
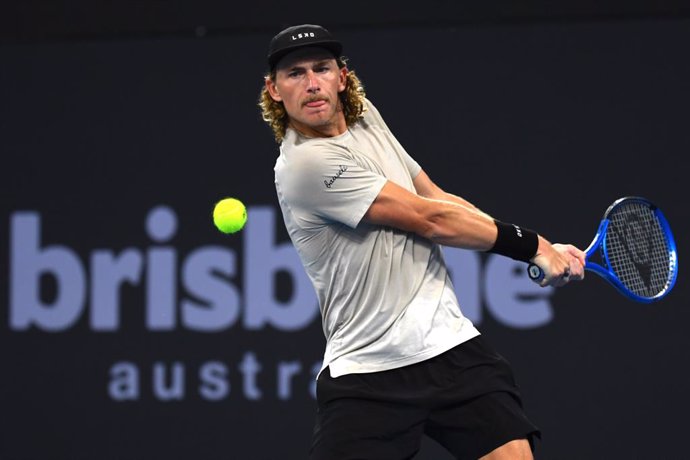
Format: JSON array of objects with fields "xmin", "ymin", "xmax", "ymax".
[{"xmin": 528, "ymin": 196, "xmax": 679, "ymax": 303}]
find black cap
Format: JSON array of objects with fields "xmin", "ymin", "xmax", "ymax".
[{"xmin": 267, "ymin": 24, "xmax": 342, "ymax": 70}]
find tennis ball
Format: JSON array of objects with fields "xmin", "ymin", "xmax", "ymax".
[{"xmin": 213, "ymin": 197, "xmax": 247, "ymax": 234}]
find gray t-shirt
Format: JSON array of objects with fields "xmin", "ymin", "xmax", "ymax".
[{"xmin": 274, "ymin": 99, "xmax": 479, "ymax": 378}]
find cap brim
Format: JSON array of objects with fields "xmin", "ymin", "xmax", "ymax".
[{"xmin": 268, "ymin": 40, "xmax": 342, "ymax": 70}]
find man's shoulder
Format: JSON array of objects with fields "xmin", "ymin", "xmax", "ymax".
[
  {"xmin": 281, "ymin": 131, "xmax": 347, "ymax": 157},
  {"xmin": 276, "ymin": 134, "xmax": 351, "ymax": 175},
  {"xmin": 360, "ymin": 98, "xmax": 385, "ymax": 126}
]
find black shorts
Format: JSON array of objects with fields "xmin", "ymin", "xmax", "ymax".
[{"xmin": 309, "ymin": 335, "xmax": 540, "ymax": 460}]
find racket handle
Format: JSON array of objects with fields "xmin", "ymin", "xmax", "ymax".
[{"xmin": 527, "ymin": 263, "xmax": 545, "ymax": 283}]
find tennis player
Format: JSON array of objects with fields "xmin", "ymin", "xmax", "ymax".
[{"xmin": 259, "ymin": 24, "xmax": 585, "ymax": 460}]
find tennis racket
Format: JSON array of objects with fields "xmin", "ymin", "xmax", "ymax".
[{"xmin": 527, "ymin": 196, "xmax": 678, "ymax": 303}]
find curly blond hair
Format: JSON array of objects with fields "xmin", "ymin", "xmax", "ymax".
[{"xmin": 258, "ymin": 57, "xmax": 367, "ymax": 143}]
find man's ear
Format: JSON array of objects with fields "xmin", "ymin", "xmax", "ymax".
[
  {"xmin": 265, "ymin": 78, "xmax": 282, "ymax": 102},
  {"xmin": 338, "ymin": 67, "xmax": 348, "ymax": 92}
]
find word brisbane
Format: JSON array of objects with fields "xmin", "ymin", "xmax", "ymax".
[{"xmin": 8, "ymin": 205, "xmax": 557, "ymax": 332}]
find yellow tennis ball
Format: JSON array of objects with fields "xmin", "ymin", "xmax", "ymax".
[{"xmin": 213, "ymin": 198, "xmax": 247, "ymax": 234}]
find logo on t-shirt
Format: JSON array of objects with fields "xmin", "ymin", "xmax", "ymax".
[{"xmin": 324, "ymin": 165, "xmax": 348, "ymax": 188}]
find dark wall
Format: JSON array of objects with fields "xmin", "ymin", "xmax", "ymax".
[
  {"xmin": 1, "ymin": 17, "xmax": 688, "ymax": 459},
  {"xmin": 3, "ymin": 1, "xmax": 690, "ymax": 44}
]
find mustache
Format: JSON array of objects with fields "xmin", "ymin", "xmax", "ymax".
[{"xmin": 302, "ymin": 96, "xmax": 329, "ymax": 106}]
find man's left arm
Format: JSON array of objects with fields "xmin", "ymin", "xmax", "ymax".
[
  {"xmin": 412, "ymin": 169, "xmax": 492, "ymax": 219},
  {"xmin": 411, "ymin": 169, "xmax": 585, "ymax": 287}
]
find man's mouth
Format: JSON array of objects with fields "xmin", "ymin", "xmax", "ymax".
[{"xmin": 304, "ymin": 99, "xmax": 327, "ymax": 108}]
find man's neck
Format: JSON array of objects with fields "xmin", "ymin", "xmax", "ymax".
[{"xmin": 289, "ymin": 119, "xmax": 347, "ymax": 138}]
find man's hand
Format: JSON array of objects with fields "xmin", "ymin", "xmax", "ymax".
[{"xmin": 531, "ymin": 237, "xmax": 586, "ymax": 287}]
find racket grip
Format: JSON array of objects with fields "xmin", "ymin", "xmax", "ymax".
[{"xmin": 527, "ymin": 263, "xmax": 545, "ymax": 283}]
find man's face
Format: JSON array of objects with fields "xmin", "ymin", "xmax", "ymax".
[{"xmin": 266, "ymin": 48, "xmax": 347, "ymax": 137}]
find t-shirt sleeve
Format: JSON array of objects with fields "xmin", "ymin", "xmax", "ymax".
[{"xmin": 279, "ymin": 144, "xmax": 387, "ymax": 229}]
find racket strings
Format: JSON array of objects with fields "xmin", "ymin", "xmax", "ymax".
[{"xmin": 603, "ymin": 202, "xmax": 672, "ymax": 298}]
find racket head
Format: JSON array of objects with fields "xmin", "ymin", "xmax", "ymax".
[{"xmin": 597, "ymin": 196, "xmax": 678, "ymax": 302}]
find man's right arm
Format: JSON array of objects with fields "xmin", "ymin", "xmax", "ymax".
[
  {"xmin": 363, "ymin": 178, "xmax": 498, "ymax": 251},
  {"xmin": 362, "ymin": 174, "xmax": 584, "ymax": 287}
]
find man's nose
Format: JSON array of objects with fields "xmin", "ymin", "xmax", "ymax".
[{"xmin": 306, "ymin": 71, "xmax": 319, "ymax": 92}]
